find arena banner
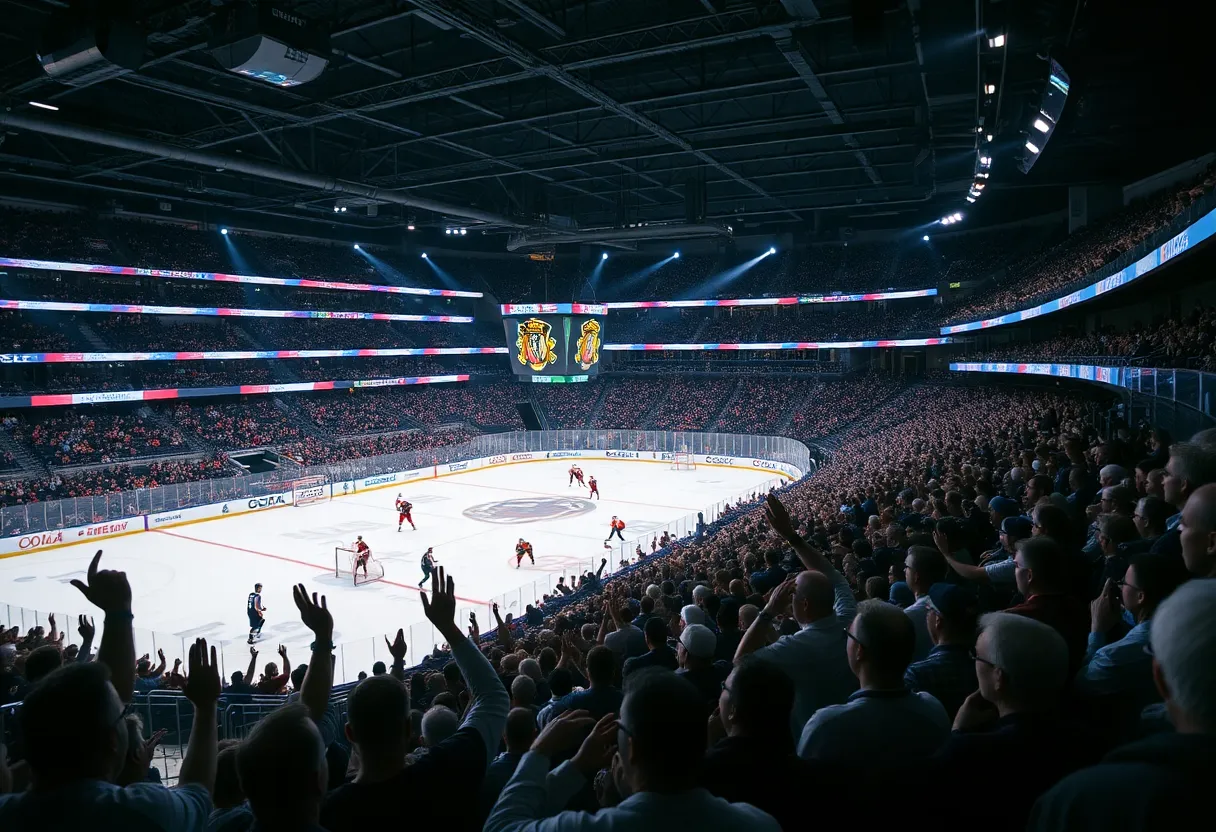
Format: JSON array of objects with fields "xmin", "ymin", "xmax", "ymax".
[
  {"xmin": 0, "ymin": 346, "xmax": 505, "ymax": 365},
  {"xmin": 605, "ymin": 288, "xmax": 936, "ymax": 309},
  {"xmin": 0, "ymin": 374, "xmax": 471, "ymax": 409},
  {"xmin": 949, "ymin": 362, "xmax": 1124, "ymax": 385},
  {"xmin": 604, "ymin": 337, "xmax": 953, "ymax": 351},
  {"xmin": 0, "ymin": 516, "xmax": 146, "ymax": 556},
  {"xmin": 499, "ymin": 303, "xmax": 608, "ymax": 315},
  {"xmin": 0, "ymin": 298, "xmax": 473, "ymax": 324},
  {"xmin": 0, "ymin": 256, "xmax": 482, "ymax": 298},
  {"xmin": 942, "ymin": 206, "xmax": 1216, "ymax": 334}
]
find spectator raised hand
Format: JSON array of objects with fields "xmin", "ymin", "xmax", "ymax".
[{"xmin": 68, "ymin": 550, "xmax": 134, "ymax": 702}]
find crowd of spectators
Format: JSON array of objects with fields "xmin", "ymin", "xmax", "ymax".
[
  {"xmin": 159, "ymin": 400, "xmax": 310, "ymax": 450},
  {"xmin": 5, "ymin": 380, "xmax": 1215, "ymax": 831},
  {"xmin": 6, "ymin": 410, "xmax": 186, "ymax": 466},
  {"xmin": 943, "ymin": 163, "xmax": 1216, "ymax": 325},
  {"xmin": 280, "ymin": 428, "xmax": 477, "ymax": 466},
  {"xmin": 0, "ymin": 454, "xmax": 234, "ymax": 506},
  {"xmin": 647, "ymin": 378, "xmax": 739, "ymax": 431},
  {"xmin": 970, "ymin": 306, "xmax": 1216, "ymax": 371}
]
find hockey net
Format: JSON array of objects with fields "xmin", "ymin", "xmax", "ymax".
[
  {"xmin": 292, "ymin": 475, "xmax": 330, "ymax": 507},
  {"xmin": 335, "ymin": 547, "xmax": 385, "ymax": 586},
  {"xmin": 670, "ymin": 452, "xmax": 696, "ymax": 471}
]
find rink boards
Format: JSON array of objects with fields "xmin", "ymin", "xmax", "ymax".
[{"xmin": 0, "ymin": 449, "xmax": 799, "ymax": 558}]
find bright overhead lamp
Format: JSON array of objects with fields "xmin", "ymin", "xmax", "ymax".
[
  {"xmin": 984, "ymin": 84, "xmax": 996, "ymax": 95},
  {"xmin": 976, "ymin": 172, "xmax": 989, "ymax": 179},
  {"xmin": 421, "ymin": 252, "xmax": 428, "ymax": 259},
  {"xmin": 29, "ymin": 101, "xmax": 59, "ymax": 111},
  {"xmin": 988, "ymin": 34, "xmax": 1006, "ymax": 48},
  {"xmin": 220, "ymin": 228, "xmax": 228, "ymax": 235},
  {"xmin": 979, "ymin": 156, "xmax": 991, "ymax": 167},
  {"xmin": 767, "ymin": 247, "xmax": 777, "ymax": 255},
  {"xmin": 673, "ymin": 251, "xmax": 680, "ymax": 258},
  {"xmin": 340, "ymin": 206, "xmax": 347, "ymax": 212},
  {"xmin": 966, "ymin": 196, "xmax": 976, "ymax": 203},
  {"xmin": 923, "ymin": 235, "xmax": 930, "ymax": 241},
  {"xmin": 601, "ymin": 252, "xmax": 608, "ymax": 260},
  {"xmin": 333, "ymin": 206, "xmax": 340, "ymax": 213},
  {"xmin": 445, "ymin": 228, "xmax": 452, "ymax": 235},
  {"xmin": 986, "ymin": 134, "xmax": 993, "ymax": 142},
  {"xmin": 459, "ymin": 228, "xmax": 467, "ymax": 236},
  {"xmin": 1033, "ymin": 118, "xmax": 1051, "ymax": 133},
  {"xmin": 973, "ymin": 182, "xmax": 985, "ymax": 190},
  {"xmin": 353, "ymin": 244, "xmax": 360, "ymax": 250},
  {"xmin": 406, "ymin": 223, "xmax": 416, "ymax": 231},
  {"xmin": 1025, "ymin": 140, "xmax": 1041, "ymax": 154}
]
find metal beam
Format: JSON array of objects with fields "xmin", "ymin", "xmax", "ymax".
[
  {"xmin": 772, "ymin": 34, "xmax": 882, "ymax": 185},
  {"xmin": 496, "ymin": 0, "xmax": 566, "ymax": 40},
  {"xmin": 405, "ymin": 0, "xmax": 801, "ymax": 220},
  {"xmin": 0, "ymin": 112, "xmax": 529, "ymax": 228}
]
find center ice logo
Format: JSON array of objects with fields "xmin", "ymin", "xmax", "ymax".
[{"xmin": 463, "ymin": 496, "xmax": 596, "ymax": 525}]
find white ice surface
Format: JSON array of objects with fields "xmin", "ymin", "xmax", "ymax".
[{"xmin": 0, "ymin": 460, "xmax": 777, "ymax": 682}]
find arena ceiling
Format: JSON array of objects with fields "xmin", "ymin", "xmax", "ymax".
[{"xmin": 0, "ymin": 1, "xmax": 1209, "ymax": 247}]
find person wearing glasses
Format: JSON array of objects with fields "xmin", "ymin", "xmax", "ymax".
[
  {"xmin": 1179, "ymin": 482, "xmax": 1216, "ymax": 579},
  {"xmin": 1122, "ymin": 494, "xmax": 1172, "ymax": 556},
  {"xmin": 796, "ymin": 599, "xmax": 950, "ymax": 764},
  {"xmin": 1075, "ymin": 554, "xmax": 1189, "ymax": 728},
  {"xmin": 931, "ymin": 612, "xmax": 1092, "ymax": 832}
]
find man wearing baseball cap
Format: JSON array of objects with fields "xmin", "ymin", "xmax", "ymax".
[
  {"xmin": 905, "ymin": 584, "xmax": 979, "ymax": 720},
  {"xmin": 677, "ymin": 623, "xmax": 725, "ymax": 711}
]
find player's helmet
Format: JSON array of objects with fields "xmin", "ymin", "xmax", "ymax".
[
  {"xmin": 357, "ymin": 535, "xmax": 363, "ymax": 541},
  {"xmin": 254, "ymin": 583, "xmax": 262, "ymax": 590}
]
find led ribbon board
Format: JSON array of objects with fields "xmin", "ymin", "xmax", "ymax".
[
  {"xmin": 605, "ymin": 288, "xmax": 937, "ymax": 309},
  {"xmin": 0, "ymin": 298, "xmax": 472, "ymax": 322},
  {"xmin": 0, "ymin": 347, "xmax": 508, "ymax": 364},
  {"xmin": 941, "ymin": 207, "xmax": 1214, "ymax": 334},
  {"xmin": 949, "ymin": 362, "xmax": 1123, "ymax": 385},
  {"xmin": 0, "ymin": 373, "xmax": 472, "ymax": 408},
  {"xmin": 604, "ymin": 338, "xmax": 953, "ymax": 351},
  {"xmin": 0, "ymin": 256, "xmax": 482, "ymax": 298}
]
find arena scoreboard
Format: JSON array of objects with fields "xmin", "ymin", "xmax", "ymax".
[{"xmin": 500, "ymin": 303, "xmax": 607, "ymax": 383}]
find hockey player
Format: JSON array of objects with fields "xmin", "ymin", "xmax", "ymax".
[
  {"xmin": 396, "ymin": 494, "xmax": 416, "ymax": 531},
  {"xmin": 588, "ymin": 475, "xmax": 600, "ymax": 500},
  {"xmin": 247, "ymin": 583, "xmax": 267, "ymax": 644},
  {"xmin": 419, "ymin": 547, "xmax": 438, "ymax": 588},
  {"xmin": 568, "ymin": 464, "xmax": 581, "ymax": 487},
  {"xmin": 573, "ymin": 466, "xmax": 586, "ymax": 488},
  {"xmin": 605, "ymin": 516, "xmax": 626, "ymax": 542},
  {"xmin": 353, "ymin": 536, "xmax": 372, "ymax": 579},
  {"xmin": 515, "ymin": 538, "xmax": 535, "ymax": 568}
]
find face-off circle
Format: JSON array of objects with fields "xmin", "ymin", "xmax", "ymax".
[{"xmin": 463, "ymin": 496, "xmax": 597, "ymax": 525}]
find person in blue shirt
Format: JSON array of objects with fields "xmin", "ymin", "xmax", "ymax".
[
  {"xmin": 748, "ymin": 549, "xmax": 786, "ymax": 595},
  {"xmin": 1076, "ymin": 553, "xmax": 1189, "ymax": 733},
  {"xmin": 904, "ymin": 583, "xmax": 979, "ymax": 721}
]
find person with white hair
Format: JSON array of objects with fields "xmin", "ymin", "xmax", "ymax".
[
  {"xmin": 1099, "ymin": 464, "xmax": 1128, "ymax": 488},
  {"xmin": 420, "ymin": 705, "xmax": 460, "ymax": 748},
  {"xmin": 645, "ymin": 584, "xmax": 662, "ymax": 600},
  {"xmin": 1029, "ymin": 579, "xmax": 1216, "ymax": 831},
  {"xmin": 928, "ymin": 612, "xmax": 1094, "ymax": 831},
  {"xmin": 796, "ymin": 600, "xmax": 949, "ymax": 763}
]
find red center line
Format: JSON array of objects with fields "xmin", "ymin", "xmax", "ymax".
[{"xmin": 153, "ymin": 529, "xmax": 488, "ymax": 605}]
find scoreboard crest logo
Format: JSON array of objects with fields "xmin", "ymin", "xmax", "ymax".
[
  {"xmin": 516, "ymin": 318, "xmax": 557, "ymax": 371},
  {"xmin": 575, "ymin": 319, "xmax": 601, "ymax": 370}
]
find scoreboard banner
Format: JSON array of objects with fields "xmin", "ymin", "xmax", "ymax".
[
  {"xmin": 949, "ymin": 362, "xmax": 1124, "ymax": 385},
  {"xmin": 0, "ymin": 298, "xmax": 472, "ymax": 323},
  {"xmin": 499, "ymin": 303, "xmax": 608, "ymax": 315},
  {"xmin": 0, "ymin": 373, "xmax": 470, "ymax": 409},
  {"xmin": 503, "ymin": 309, "xmax": 607, "ymax": 382},
  {"xmin": 0, "ymin": 346, "xmax": 507, "ymax": 364},
  {"xmin": 0, "ymin": 255, "xmax": 482, "ymax": 298},
  {"xmin": 604, "ymin": 337, "xmax": 953, "ymax": 351},
  {"xmin": 605, "ymin": 288, "xmax": 936, "ymax": 309}
]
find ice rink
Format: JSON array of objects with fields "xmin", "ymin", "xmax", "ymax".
[{"xmin": 0, "ymin": 459, "xmax": 780, "ymax": 682}]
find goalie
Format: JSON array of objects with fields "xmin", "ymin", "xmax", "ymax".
[{"xmin": 352, "ymin": 535, "xmax": 372, "ymax": 579}]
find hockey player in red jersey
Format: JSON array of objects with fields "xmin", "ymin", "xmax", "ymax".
[
  {"xmin": 352, "ymin": 535, "xmax": 372, "ymax": 578},
  {"xmin": 605, "ymin": 516, "xmax": 626, "ymax": 543},
  {"xmin": 573, "ymin": 466, "xmax": 586, "ymax": 488},
  {"xmin": 515, "ymin": 538, "xmax": 535, "ymax": 568},
  {"xmin": 588, "ymin": 475, "xmax": 600, "ymax": 499},
  {"xmin": 568, "ymin": 464, "xmax": 583, "ymax": 487},
  {"xmin": 395, "ymin": 494, "xmax": 416, "ymax": 531}
]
